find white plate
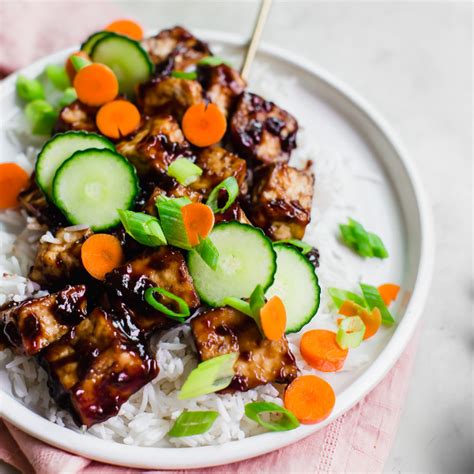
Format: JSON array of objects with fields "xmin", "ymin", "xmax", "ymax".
[{"xmin": 0, "ymin": 30, "xmax": 434, "ymax": 469}]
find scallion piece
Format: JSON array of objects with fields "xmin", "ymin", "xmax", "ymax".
[
  {"xmin": 193, "ymin": 237, "xmax": 219, "ymax": 270},
  {"xmin": 168, "ymin": 410, "xmax": 219, "ymax": 437},
  {"xmin": 206, "ymin": 177, "xmax": 239, "ymax": 213},
  {"xmin": 222, "ymin": 296, "xmax": 253, "ymax": 317},
  {"xmin": 249, "ymin": 284, "xmax": 265, "ymax": 317},
  {"xmin": 328, "ymin": 287, "xmax": 367, "ymax": 309},
  {"xmin": 245, "ymin": 402, "xmax": 300, "ymax": 432},
  {"xmin": 144, "ymin": 287, "xmax": 190, "ymax": 322},
  {"xmin": 336, "ymin": 316, "xmax": 366, "ymax": 349},
  {"xmin": 274, "ymin": 239, "xmax": 312, "ymax": 254},
  {"xmin": 170, "ymin": 70, "xmax": 198, "ymax": 80},
  {"xmin": 198, "ymin": 56, "xmax": 231, "ymax": 67},
  {"xmin": 24, "ymin": 100, "xmax": 57, "ymax": 135},
  {"xmin": 156, "ymin": 195, "xmax": 192, "ymax": 250},
  {"xmin": 167, "ymin": 157, "xmax": 203, "ymax": 186},
  {"xmin": 70, "ymin": 54, "xmax": 91, "ymax": 72},
  {"xmin": 16, "ymin": 75, "xmax": 45, "ymax": 102},
  {"xmin": 346, "ymin": 218, "xmax": 373, "ymax": 257},
  {"xmin": 360, "ymin": 283, "xmax": 395, "ymax": 325},
  {"xmin": 367, "ymin": 232, "xmax": 389, "ymax": 258},
  {"xmin": 45, "ymin": 64, "xmax": 70, "ymax": 91},
  {"xmin": 339, "ymin": 218, "xmax": 388, "ymax": 259},
  {"xmin": 118, "ymin": 209, "xmax": 167, "ymax": 247},
  {"xmin": 178, "ymin": 353, "xmax": 238, "ymax": 400},
  {"xmin": 57, "ymin": 87, "xmax": 77, "ymax": 108}
]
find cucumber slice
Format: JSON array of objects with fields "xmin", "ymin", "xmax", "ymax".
[
  {"xmin": 266, "ymin": 244, "xmax": 321, "ymax": 334},
  {"xmin": 52, "ymin": 149, "xmax": 139, "ymax": 231},
  {"xmin": 90, "ymin": 33, "xmax": 153, "ymax": 97},
  {"xmin": 81, "ymin": 31, "xmax": 111, "ymax": 54},
  {"xmin": 187, "ymin": 222, "xmax": 277, "ymax": 307},
  {"xmin": 36, "ymin": 131, "xmax": 114, "ymax": 199}
]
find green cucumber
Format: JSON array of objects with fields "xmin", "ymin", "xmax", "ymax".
[
  {"xmin": 187, "ymin": 222, "xmax": 277, "ymax": 307},
  {"xmin": 36, "ymin": 131, "xmax": 115, "ymax": 199},
  {"xmin": 80, "ymin": 31, "xmax": 111, "ymax": 54},
  {"xmin": 52, "ymin": 148, "xmax": 139, "ymax": 231},
  {"xmin": 90, "ymin": 33, "xmax": 153, "ymax": 97},
  {"xmin": 266, "ymin": 244, "xmax": 320, "ymax": 334}
]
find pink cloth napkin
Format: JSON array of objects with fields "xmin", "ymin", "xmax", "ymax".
[{"xmin": 0, "ymin": 3, "xmax": 420, "ymax": 472}]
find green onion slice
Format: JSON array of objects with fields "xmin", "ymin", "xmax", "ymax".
[
  {"xmin": 178, "ymin": 353, "xmax": 238, "ymax": 400},
  {"xmin": 198, "ymin": 56, "xmax": 231, "ymax": 67},
  {"xmin": 249, "ymin": 284, "xmax": 265, "ymax": 317},
  {"xmin": 170, "ymin": 70, "xmax": 198, "ymax": 80},
  {"xmin": 167, "ymin": 157, "xmax": 203, "ymax": 186},
  {"xmin": 57, "ymin": 87, "xmax": 77, "ymax": 108},
  {"xmin": 339, "ymin": 218, "xmax": 388, "ymax": 259},
  {"xmin": 118, "ymin": 209, "xmax": 167, "ymax": 247},
  {"xmin": 144, "ymin": 287, "xmax": 190, "ymax": 322},
  {"xmin": 328, "ymin": 287, "xmax": 367, "ymax": 309},
  {"xmin": 25, "ymin": 100, "xmax": 57, "ymax": 135},
  {"xmin": 274, "ymin": 239, "xmax": 312, "ymax": 254},
  {"xmin": 336, "ymin": 316, "xmax": 366, "ymax": 349},
  {"xmin": 367, "ymin": 232, "xmax": 389, "ymax": 258},
  {"xmin": 360, "ymin": 283, "xmax": 395, "ymax": 325},
  {"xmin": 193, "ymin": 237, "xmax": 219, "ymax": 270},
  {"xmin": 245, "ymin": 402, "xmax": 300, "ymax": 432},
  {"xmin": 70, "ymin": 55, "xmax": 91, "ymax": 72},
  {"xmin": 156, "ymin": 195, "xmax": 192, "ymax": 250},
  {"xmin": 206, "ymin": 177, "xmax": 239, "ymax": 213},
  {"xmin": 168, "ymin": 410, "xmax": 219, "ymax": 437},
  {"xmin": 222, "ymin": 296, "xmax": 254, "ymax": 317},
  {"xmin": 16, "ymin": 75, "xmax": 45, "ymax": 102},
  {"xmin": 45, "ymin": 65, "xmax": 70, "ymax": 91}
]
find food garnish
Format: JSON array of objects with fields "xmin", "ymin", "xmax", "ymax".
[
  {"xmin": 300, "ymin": 329, "xmax": 348, "ymax": 372},
  {"xmin": 198, "ymin": 56, "xmax": 231, "ymax": 67},
  {"xmin": 96, "ymin": 99, "xmax": 141, "ymax": 139},
  {"xmin": 73, "ymin": 63, "xmax": 119, "ymax": 106},
  {"xmin": 81, "ymin": 233, "xmax": 124, "ymax": 280},
  {"xmin": 181, "ymin": 202, "xmax": 215, "ymax": 246},
  {"xmin": 105, "ymin": 19, "xmax": 144, "ymax": 41},
  {"xmin": 16, "ymin": 75, "xmax": 45, "ymax": 101},
  {"xmin": 273, "ymin": 238, "xmax": 313, "ymax": 255},
  {"xmin": 340, "ymin": 217, "xmax": 388, "ymax": 258},
  {"xmin": 377, "ymin": 283, "xmax": 400, "ymax": 305},
  {"xmin": 168, "ymin": 411, "xmax": 219, "ymax": 437},
  {"xmin": 25, "ymin": 99, "xmax": 57, "ymax": 135},
  {"xmin": 182, "ymin": 102, "xmax": 227, "ymax": 147},
  {"xmin": 65, "ymin": 51, "xmax": 91, "ymax": 81},
  {"xmin": 167, "ymin": 157, "xmax": 203, "ymax": 186},
  {"xmin": 260, "ymin": 296, "xmax": 287, "ymax": 341},
  {"xmin": 170, "ymin": 71, "xmax": 198, "ymax": 80},
  {"xmin": 144, "ymin": 287, "xmax": 191, "ymax": 322},
  {"xmin": 336, "ymin": 316, "xmax": 366, "ymax": 349},
  {"xmin": 0, "ymin": 163, "xmax": 29, "ymax": 209},
  {"xmin": 206, "ymin": 176, "xmax": 239, "ymax": 213},
  {"xmin": 245, "ymin": 401, "xmax": 300, "ymax": 432},
  {"xmin": 45, "ymin": 65, "xmax": 70, "ymax": 91},
  {"xmin": 339, "ymin": 301, "xmax": 382, "ymax": 340},
  {"xmin": 117, "ymin": 209, "xmax": 167, "ymax": 247},
  {"xmin": 360, "ymin": 283, "xmax": 395, "ymax": 325}
]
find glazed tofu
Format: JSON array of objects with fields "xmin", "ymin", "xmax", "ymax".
[
  {"xmin": 29, "ymin": 227, "xmax": 92, "ymax": 288},
  {"xmin": 137, "ymin": 76, "xmax": 203, "ymax": 121},
  {"xmin": 116, "ymin": 115, "xmax": 190, "ymax": 176},
  {"xmin": 213, "ymin": 201, "xmax": 251, "ymax": 225},
  {"xmin": 190, "ymin": 146, "xmax": 248, "ymax": 197},
  {"xmin": 191, "ymin": 307, "xmax": 297, "ymax": 391},
  {"xmin": 0, "ymin": 285, "xmax": 87, "ymax": 355},
  {"xmin": 230, "ymin": 92, "xmax": 298, "ymax": 164},
  {"xmin": 105, "ymin": 247, "xmax": 200, "ymax": 333},
  {"xmin": 142, "ymin": 26, "xmax": 211, "ymax": 70},
  {"xmin": 248, "ymin": 163, "xmax": 314, "ymax": 240},
  {"xmin": 40, "ymin": 308, "xmax": 158, "ymax": 427},
  {"xmin": 54, "ymin": 100, "xmax": 98, "ymax": 134},
  {"xmin": 200, "ymin": 64, "xmax": 246, "ymax": 117}
]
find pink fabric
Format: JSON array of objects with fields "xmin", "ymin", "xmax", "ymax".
[{"xmin": 0, "ymin": 3, "xmax": 419, "ymax": 472}]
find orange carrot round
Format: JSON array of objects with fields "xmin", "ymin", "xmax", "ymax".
[
  {"xmin": 105, "ymin": 19, "xmax": 144, "ymax": 41},
  {"xmin": 73, "ymin": 63, "xmax": 118, "ymax": 106},
  {"xmin": 182, "ymin": 103, "xmax": 227, "ymax": 147},
  {"xmin": 96, "ymin": 100, "xmax": 141, "ymax": 139},
  {"xmin": 260, "ymin": 295, "xmax": 286, "ymax": 341},
  {"xmin": 284, "ymin": 375, "xmax": 335, "ymax": 424},
  {"xmin": 181, "ymin": 202, "xmax": 215, "ymax": 246},
  {"xmin": 378, "ymin": 283, "xmax": 400, "ymax": 305},
  {"xmin": 300, "ymin": 329, "xmax": 348, "ymax": 372},
  {"xmin": 338, "ymin": 300, "xmax": 360, "ymax": 316},
  {"xmin": 81, "ymin": 233, "xmax": 123, "ymax": 280},
  {"xmin": 0, "ymin": 163, "xmax": 29, "ymax": 209},
  {"xmin": 65, "ymin": 51, "xmax": 91, "ymax": 82},
  {"xmin": 360, "ymin": 307, "xmax": 382, "ymax": 340}
]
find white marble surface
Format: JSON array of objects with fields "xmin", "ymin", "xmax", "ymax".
[{"xmin": 119, "ymin": 1, "xmax": 472, "ymax": 472}]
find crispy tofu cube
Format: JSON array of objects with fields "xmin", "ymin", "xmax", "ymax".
[
  {"xmin": 40, "ymin": 308, "xmax": 158, "ymax": 427},
  {"xmin": 0, "ymin": 285, "xmax": 87, "ymax": 355},
  {"xmin": 29, "ymin": 228, "xmax": 92, "ymax": 288},
  {"xmin": 248, "ymin": 163, "xmax": 314, "ymax": 240},
  {"xmin": 191, "ymin": 307, "xmax": 298, "ymax": 391},
  {"xmin": 190, "ymin": 146, "xmax": 248, "ymax": 197},
  {"xmin": 231, "ymin": 92, "xmax": 298, "ymax": 164},
  {"xmin": 116, "ymin": 115, "xmax": 190, "ymax": 176},
  {"xmin": 213, "ymin": 201, "xmax": 251, "ymax": 225},
  {"xmin": 54, "ymin": 100, "xmax": 98, "ymax": 134}
]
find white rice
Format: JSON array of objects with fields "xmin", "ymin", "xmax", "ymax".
[{"xmin": 0, "ymin": 64, "xmax": 367, "ymax": 447}]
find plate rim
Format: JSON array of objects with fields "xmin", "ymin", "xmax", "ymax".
[{"xmin": 0, "ymin": 29, "xmax": 434, "ymax": 469}]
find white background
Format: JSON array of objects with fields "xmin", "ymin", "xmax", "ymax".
[{"xmin": 1, "ymin": 1, "xmax": 472, "ymax": 473}]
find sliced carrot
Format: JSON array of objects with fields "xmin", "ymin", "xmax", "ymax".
[
  {"xmin": 105, "ymin": 19, "xmax": 144, "ymax": 41},
  {"xmin": 81, "ymin": 234, "xmax": 123, "ymax": 280},
  {"xmin": 338, "ymin": 300, "xmax": 360, "ymax": 316},
  {"xmin": 96, "ymin": 100, "xmax": 141, "ymax": 139},
  {"xmin": 378, "ymin": 283, "xmax": 400, "ymax": 305},
  {"xmin": 65, "ymin": 51, "xmax": 91, "ymax": 82},
  {"xmin": 260, "ymin": 295, "xmax": 286, "ymax": 341},
  {"xmin": 182, "ymin": 103, "xmax": 227, "ymax": 147},
  {"xmin": 300, "ymin": 329, "xmax": 348, "ymax": 372},
  {"xmin": 284, "ymin": 375, "xmax": 335, "ymax": 424},
  {"xmin": 338, "ymin": 300, "xmax": 381, "ymax": 340},
  {"xmin": 181, "ymin": 202, "xmax": 215, "ymax": 247},
  {"xmin": 73, "ymin": 63, "xmax": 118, "ymax": 106},
  {"xmin": 0, "ymin": 163, "xmax": 29, "ymax": 209}
]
